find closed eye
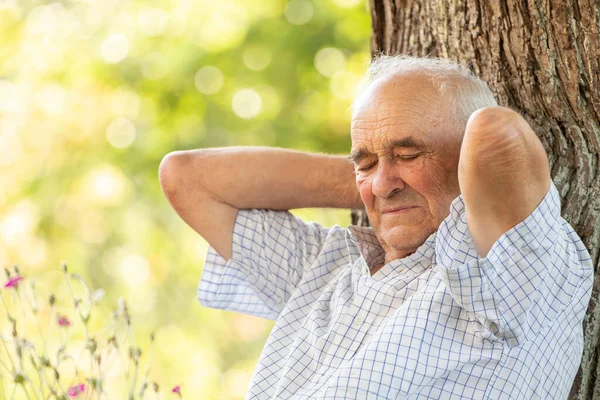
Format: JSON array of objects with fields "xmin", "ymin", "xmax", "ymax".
[
  {"xmin": 357, "ymin": 162, "xmax": 376, "ymax": 172},
  {"xmin": 397, "ymin": 154, "xmax": 419, "ymax": 160}
]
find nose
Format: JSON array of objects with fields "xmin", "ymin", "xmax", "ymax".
[{"xmin": 371, "ymin": 160, "xmax": 405, "ymax": 198}]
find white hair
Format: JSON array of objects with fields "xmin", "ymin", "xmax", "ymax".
[{"xmin": 350, "ymin": 54, "xmax": 498, "ymax": 136}]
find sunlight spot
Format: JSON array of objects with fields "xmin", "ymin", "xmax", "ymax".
[
  {"xmin": 18, "ymin": 237, "xmax": 47, "ymax": 267},
  {"xmin": 314, "ymin": 47, "xmax": 346, "ymax": 78},
  {"xmin": 110, "ymin": 87, "xmax": 141, "ymax": 119},
  {"xmin": 256, "ymin": 85, "xmax": 281, "ymax": 119},
  {"xmin": 243, "ymin": 46, "xmax": 272, "ymax": 71},
  {"xmin": 112, "ymin": 12, "xmax": 137, "ymax": 37},
  {"xmin": 192, "ymin": 4, "xmax": 248, "ymax": 52},
  {"xmin": 137, "ymin": 8, "xmax": 168, "ymax": 37},
  {"xmin": 165, "ymin": 9, "xmax": 188, "ymax": 37},
  {"xmin": 101, "ymin": 33, "xmax": 129, "ymax": 64},
  {"xmin": 25, "ymin": 3, "xmax": 67, "ymax": 35},
  {"xmin": 232, "ymin": 89, "xmax": 262, "ymax": 119},
  {"xmin": 119, "ymin": 254, "xmax": 150, "ymax": 287},
  {"xmin": 86, "ymin": 165, "xmax": 128, "ymax": 206},
  {"xmin": 36, "ymin": 83, "xmax": 67, "ymax": 115},
  {"xmin": 0, "ymin": 200, "xmax": 39, "ymax": 248},
  {"xmin": 329, "ymin": 71, "xmax": 360, "ymax": 100},
  {"xmin": 106, "ymin": 117, "xmax": 136, "ymax": 149},
  {"xmin": 194, "ymin": 66, "xmax": 224, "ymax": 95},
  {"xmin": 284, "ymin": 0, "xmax": 313, "ymax": 25}
]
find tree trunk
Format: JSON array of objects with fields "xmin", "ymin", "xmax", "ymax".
[{"xmin": 361, "ymin": 0, "xmax": 600, "ymax": 398}]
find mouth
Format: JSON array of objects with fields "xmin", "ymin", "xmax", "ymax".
[{"xmin": 382, "ymin": 206, "xmax": 417, "ymax": 215}]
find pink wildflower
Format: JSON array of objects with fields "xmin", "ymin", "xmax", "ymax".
[
  {"xmin": 4, "ymin": 276, "xmax": 23, "ymax": 289},
  {"xmin": 172, "ymin": 385, "xmax": 181, "ymax": 394},
  {"xmin": 57, "ymin": 315, "xmax": 71, "ymax": 327},
  {"xmin": 67, "ymin": 383, "xmax": 85, "ymax": 397}
]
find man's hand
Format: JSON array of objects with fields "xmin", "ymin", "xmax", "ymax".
[
  {"xmin": 458, "ymin": 106, "xmax": 552, "ymax": 258},
  {"xmin": 158, "ymin": 147, "xmax": 363, "ymax": 260}
]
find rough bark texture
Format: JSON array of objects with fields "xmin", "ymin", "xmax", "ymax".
[{"xmin": 358, "ymin": 0, "xmax": 600, "ymax": 398}]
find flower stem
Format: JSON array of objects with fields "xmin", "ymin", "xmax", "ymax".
[
  {"xmin": 0, "ymin": 290, "xmax": 14, "ymax": 322},
  {"xmin": 0, "ymin": 344, "xmax": 14, "ymax": 374},
  {"xmin": 15, "ymin": 285, "xmax": 29, "ymax": 339},
  {"xmin": 20, "ymin": 382, "xmax": 33, "ymax": 400},
  {"xmin": 0, "ymin": 335, "xmax": 16, "ymax": 371},
  {"xmin": 0, "ymin": 369, "xmax": 5, "ymax": 400}
]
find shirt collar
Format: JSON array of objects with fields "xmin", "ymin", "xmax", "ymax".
[{"xmin": 345, "ymin": 224, "xmax": 437, "ymax": 278}]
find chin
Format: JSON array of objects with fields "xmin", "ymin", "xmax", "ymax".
[{"xmin": 380, "ymin": 226, "xmax": 433, "ymax": 253}]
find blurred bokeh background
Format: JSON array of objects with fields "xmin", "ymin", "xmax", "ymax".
[{"xmin": 0, "ymin": 0, "xmax": 370, "ymax": 397}]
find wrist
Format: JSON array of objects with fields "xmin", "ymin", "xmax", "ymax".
[{"xmin": 311, "ymin": 154, "xmax": 362, "ymax": 209}]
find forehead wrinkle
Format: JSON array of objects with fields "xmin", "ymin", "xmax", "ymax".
[
  {"xmin": 351, "ymin": 117, "xmax": 431, "ymax": 148},
  {"xmin": 352, "ymin": 103, "xmax": 438, "ymax": 134},
  {"xmin": 352, "ymin": 76, "xmax": 446, "ymax": 138}
]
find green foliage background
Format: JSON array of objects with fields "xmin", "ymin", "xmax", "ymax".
[{"xmin": 0, "ymin": 0, "xmax": 370, "ymax": 397}]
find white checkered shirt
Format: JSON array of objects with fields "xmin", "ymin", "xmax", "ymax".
[{"xmin": 198, "ymin": 181, "xmax": 593, "ymax": 399}]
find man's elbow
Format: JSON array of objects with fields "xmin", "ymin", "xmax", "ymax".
[
  {"xmin": 158, "ymin": 151, "xmax": 191, "ymax": 205},
  {"xmin": 458, "ymin": 106, "xmax": 550, "ymax": 193}
]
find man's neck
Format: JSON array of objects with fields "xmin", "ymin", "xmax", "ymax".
[{"xmin": 370, "ymin": 249, "xmax": 418, "ymax": 276}]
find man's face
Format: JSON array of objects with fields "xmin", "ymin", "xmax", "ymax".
[{"xmin": 350, "ymin": 74, "xmax": 462, "ymax": 262}]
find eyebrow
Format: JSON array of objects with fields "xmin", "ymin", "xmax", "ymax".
[{"xmin": 348, "ymin": 136, "xmax": 425, "ymax": 164}]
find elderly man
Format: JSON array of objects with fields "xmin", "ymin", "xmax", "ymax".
[{"xmin": 159, "ymin": 56, "xmax": 593, "ymax": 399}]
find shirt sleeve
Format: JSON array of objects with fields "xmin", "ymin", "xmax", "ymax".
[
  {"xmin": 197, "ymin": 209, "xmax": 330, "ymax": 320},
  {"xmin": 435, "ymin": 181, "xmax": 594, "ymax": 345}
]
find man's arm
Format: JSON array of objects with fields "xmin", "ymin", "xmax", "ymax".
[
  {"xmin": 458, "ymin": 106, "xmax": 552, "ymax": 258},
  {"xmin": 158, "ymin": 146, "xmax": 363, "ymax": 260}
]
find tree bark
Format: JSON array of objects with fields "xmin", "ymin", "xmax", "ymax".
[{"xmin": 363, "ymin": 0, "xmax": 600, "ymax": 398}]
